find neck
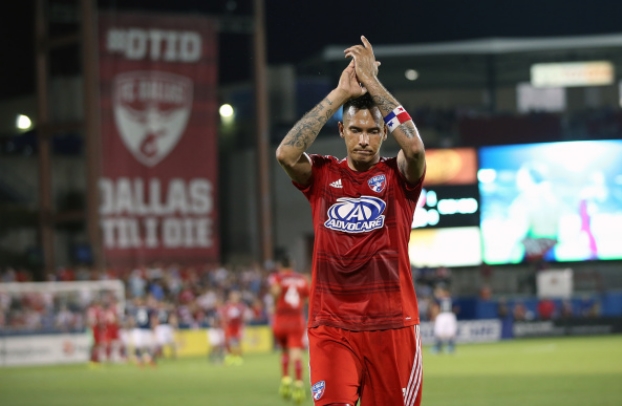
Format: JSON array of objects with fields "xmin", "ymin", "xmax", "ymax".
[{"xmin": 346, "ymin": 156, "xmax": 379, "ymax": 172}]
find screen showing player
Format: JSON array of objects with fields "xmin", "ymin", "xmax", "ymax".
[{"xmin": 478, "ymin": 140, "xmax": 622, "ymax": 264}]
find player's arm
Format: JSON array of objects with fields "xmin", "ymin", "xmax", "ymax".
[
  {"xmin": 169, "ymin": 306, "xmax": 179, "ymax": 329},
  {"xmin": 150, "ymin": 311, "xmax": 158, "ymax": 330},
  {"xmin": 276, "ymin": 60, "xmax": 367, "ymax": 186},
  {"xmin": 270, "ymin": 282, "xmax": 282, "ymax": 298},
  {"xmin": 345, "ymin": 36, "xmax": 426, "ymax": 184},
  {"xmin": 268, "ymin": 274, "xmax": 282, "ymax": 297},
  {"xmin": 218, "ymin": 308, "xmax": 228, "ymax": 328},
  {"xmin": 244, "ymin": 306, "xmax": 254, "ymax": 323}
]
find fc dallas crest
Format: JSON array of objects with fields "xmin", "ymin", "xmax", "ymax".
[
  {"xmin": 368, "ymin": 174, "xmax": 387, "ymax": 193},
  {"xmin": 113, "ymin": 71, "xmax": 193, "ymax": 167}
]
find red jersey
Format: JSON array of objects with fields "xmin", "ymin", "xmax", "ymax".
[
  {"xmin": 294, "ymin": 155, "xmax": 423, "ymax": 330},
  {"xmin": 86, "ymin": 305, "xmax": 107, "ymax": 342},
  {"xmin": 103, "ymin": 306, "xmax": 120, "ymax": 340},
  {"xmin": 87, "ymin": 305, "xmax": 105, "ymax": 328},
  {"xmin": 269, "ymin": 270, "xmax": 309, "ymax": 329},
  {"xmin": 220, "ymin": 302, "xmax": 248, "ymax": 334}
]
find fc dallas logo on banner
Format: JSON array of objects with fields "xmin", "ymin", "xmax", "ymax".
[
  {"xmin": 98, "ymin": 12, "xmax": 219, "ymax": 266},
  {"xmin": 113, "ymin": 71, "xmax": 193, "ymax": 167}
]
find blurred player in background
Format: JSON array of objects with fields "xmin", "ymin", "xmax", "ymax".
[
  {"xmin": 207, "ymin": 307, "xmax": 226, "ymax": 364},
  {"xmin": 119, "ymin": 307, "xmax": 134, "ymax": 363},
  {"xmin": 86, "ymin": 298, "xmax": 106, "ymax": 368},
  {"xmin": 431, "ymin": 285, "xmax": 458, "ymax": 354},
  {"xmin": 269, "ymin": 254, "xmax": 310, "ymax": 404},
  {"xmin": 154, "ymin": 300, "xmax": 178, "ymax": 360},
  {"xmin": 102, "ymin": 297, "xmax": 124, "ymax": 362},
  {"xmin": 219, "ymin": 290, "xmax": 250, "ymax": 366},
  {"xmin": 129, "ymin": 295, "xmax": 158, "ymax": 367},
  {"xmin": 276, "ymin": 36, "xmax": 426, "ymax": 406}
]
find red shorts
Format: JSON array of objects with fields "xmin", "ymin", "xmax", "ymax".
[
  {"xmin": 308, "ymin": 324, "xmax": 423, "ymax": 406},
  {"xmin": 225, "ymin": 326, "xmax": 242, "ymax": 343},
  {"xmin": 273, "ymin": 324, "xmax": 305, "ymax": 350},
  {"xmin": 106, "ymin": 324, "xmax": 120, "ymax": 341},
  {"xmin": 92, "ymin": 326, "xmax": 106, "ymax": 344}
]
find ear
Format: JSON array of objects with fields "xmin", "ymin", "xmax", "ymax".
[
  {"xmin": 338, "ymin": 121, "xmax": 344, "ymax": 138},
  {"xmin": 383, "ymin": 124, "xmax": 389, "ymax": 141}
]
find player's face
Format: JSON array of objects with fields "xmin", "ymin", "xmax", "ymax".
[
  {"xmin": 339, "ymin": 107, "xmax": 387, "ymax": 170},
  {"xmin": 229, "ymin": 291, "xmax": 241, "ymax": 303}
]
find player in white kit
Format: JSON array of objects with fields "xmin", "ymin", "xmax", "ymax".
[{"xmin": 432, "ymin": 285, "xmax": 458, "ymax": 354}]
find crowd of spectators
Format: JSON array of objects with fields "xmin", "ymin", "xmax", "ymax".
[
  {"xmin": 1, "ymin": 260, "xmax": 606, "ymax": 334},
  {"xmin": 0, "ymin": 262, "xmax": 277, "ymax": 333}
]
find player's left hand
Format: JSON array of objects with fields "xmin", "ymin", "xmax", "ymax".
[
  {"xmin": 344, "ymin": 36, "xmax": 380, "ymax": 86},
  {"xmin": 337, "ymin": 59, "xmax": 369, "ymax": 99}
]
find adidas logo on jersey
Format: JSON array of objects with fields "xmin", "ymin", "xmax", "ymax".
[{"xmin": 329, "ymin": 179, "xmax": 342, "ymax": 188}]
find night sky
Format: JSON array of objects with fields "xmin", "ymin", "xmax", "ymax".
[{"xmin": 1, "ymin": 0, "xmax": 622, "ymax": 99}]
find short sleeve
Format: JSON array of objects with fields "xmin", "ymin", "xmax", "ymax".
[
  {"xmin": 393, "ymin": 159, "xmax": 426, "ymax": 201},
  {"xmin": 292, "ymin": 154, "xmax": 333, "ymax": 199}
]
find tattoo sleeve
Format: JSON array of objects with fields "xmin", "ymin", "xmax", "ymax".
[
  {"xmin": 364, "ymin": 77, "xmax": 425, "ymax": 183},
  {"xmin": 369, "ymin": 95, "xmax": 397, "ymax": 116},
  {"xmin": 367, "ymin": 84, "xmax": 419, "ymax": 141},
  {"xmin": 281, "ymin": 97, "xmax": 338, "ymax": 153}
]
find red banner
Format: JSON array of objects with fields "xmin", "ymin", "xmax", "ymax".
[{"xmin": 98, "ymin": 12, "xmax": 219, "ymax": 266}]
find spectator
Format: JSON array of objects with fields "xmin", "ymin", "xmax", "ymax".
[
  {"xmin": 497, "ymin": 298, "xmax": 510, "ymax": 319},
  {"xmin": 513, "ymin": 301, "xmax": 534, "ymax": 321},
  {"xmin": 129, "ymin": 267, "xmax": 147, "ymax": 298},
  {"xmin": 537, "ymin": 298, "xmax": 556, "ymax": 320},
  {"xmin": 560, "ymin": 299, "xmax": 574, "ymax": 319},
  {"xmin": 149, "ymin": 280, "xmax": 165, "ymax": 301}
]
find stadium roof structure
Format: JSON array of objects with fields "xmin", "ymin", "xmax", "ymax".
[
  {"xmin": 302, "ymin": 33, "xmax": 622, "ymax": 90},
  {"xmin": 322, "ymin": 33, "xmax": 622, "ymax": 59}
]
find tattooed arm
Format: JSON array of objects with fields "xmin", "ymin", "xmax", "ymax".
[
  {"xmin": 276, "ymin": 60, "xmax": 366, "ymax": 186},
  {"xmin": 344, "ymin": 36, "xmax": 426, "ymax": 184}
]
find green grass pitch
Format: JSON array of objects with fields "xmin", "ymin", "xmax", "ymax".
[{"xmin": 1, "ymin": 335, "xmax": 621, "ymax": 406}]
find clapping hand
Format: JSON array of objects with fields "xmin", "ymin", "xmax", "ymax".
[{"xmin": 344, "ymin": 36, "xmax": 380, "ymax": 88}]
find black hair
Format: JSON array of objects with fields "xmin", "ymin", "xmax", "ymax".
[
  {"xmin": 342, "ymin": 93, "xmax": 376, "ymax": 117},
  {"xmin": 277, "ymin": 253, "xmax": 292, "ymax": 268}
]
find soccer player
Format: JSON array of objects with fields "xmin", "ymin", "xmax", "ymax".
[
  {"xmin": 207, "ymin": 310, "xmax": 226, "ymax": 364},
  {"xmin": 219, "ymin": 290, "xmax": 250, "ymax": 366},
  {"xmin": 269, "ymin": 254, "xmax": 310, "ymax": 404},
  {"xmin": 154, "ymin": 300, "xmax": 179, "ymax": 360},
  {"xmin": 276, "ymin": 36, "xmax": 426, "ymax": 406},
  {"xmin": 102, "ymin": 298, "xmax": 123, "ymax": 362},
  {"xmin": 129, "ymin": 295, "xmax": 158, "ymax": 367},
  {"xmin": 86, "ymin": 298, "xmax": 106, "ymax": 368},
  {"xmin": 431, "ymin": 285, "xmax": 458, "ymax": 354}
]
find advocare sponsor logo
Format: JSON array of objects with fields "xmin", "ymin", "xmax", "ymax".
[
  {"xmin": 456, "ymin": 320, "xmax": 502, "ymax": 342},
  {"xmin": 324, "ymin": 196, "xmax": 386, "ymax": 233},
  {"xmin": 99, "ymin": 177, "xmax": 215, "ymax": 249},
  {"xmin": 107, "ymin": 28, "xmax": 202, "ymax": 62},
  {"xmin": 419, "ymin": 320, "xmax": 501, "ymax": 345},
  {"xmin": 513, "ymin": 321, "xmax": 562, "ymax": 337}
]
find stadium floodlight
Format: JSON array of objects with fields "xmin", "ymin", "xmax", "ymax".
[
  {"xmin": 219, "ymin": 104, "xmax": 234, "ymax": 118},
  {"xmin": 405, "ymin": 69, "xmax": 419, "ymax": 81},
  {"xmin": 219, "ymin": 103, "xmax": 235, "ymax": 125},
  {"xmin": 16, "ymin": 114, "xmax": 32, "ymax": 130}
]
